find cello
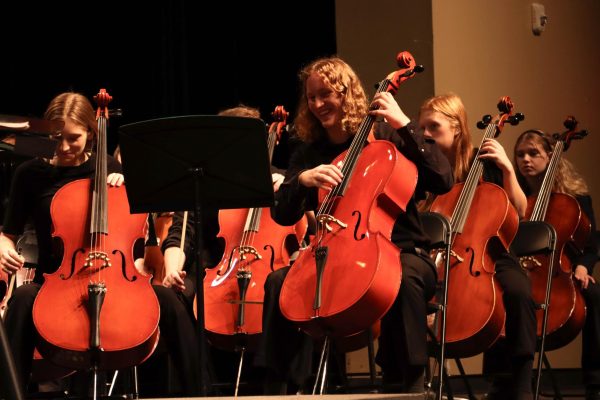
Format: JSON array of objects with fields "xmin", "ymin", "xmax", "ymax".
[
  {"xmin": 518, "ymin": 116, "xmax": 588, "ymax": 350},
  {"xmin": 32, "ymin": 89, "xmax": 160, "ymax": 371},
  {"xmin": 279, "ymin": 51, "xmax": 421, "ymax": 339},
  {"xmin": 203, "ymin": 105, "xmax": 307, "ymax": 351},
  {"xmin": 429, "ymin": 97, "xmax": 524, "ymax": 358}
]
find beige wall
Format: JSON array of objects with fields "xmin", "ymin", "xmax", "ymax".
[
  {"xmin": 433, "ymin": 0, "xmax": 600, "ymax": 373},
  {"xmin": 336, "ymin": 0, "xmax": 435, "ymax": 119},
  {"xmin": 339, "ymin": 0, "xmax": 600, "ymax": 374}
]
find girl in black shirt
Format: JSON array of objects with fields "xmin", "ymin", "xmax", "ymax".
[
  {"xmin": 269, "ymin": 57, "xmax": 453, "ymax": 394},
  {"xmin": 0, "ymin": 92, "xmax": 202, "ymax": 396},
  {"xmin": 514, "ymin": 129, "xmax": 600, "ymax": 400}
]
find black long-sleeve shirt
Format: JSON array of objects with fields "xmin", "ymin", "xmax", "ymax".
[
  {"xmin": 2, "ymin": 155, "xmax": 122, "ymax": 283},
  {"xmin": 271, "ymin": 122, "xmax": 454, "ymax": 251},
  {"xmin": 571, "ymin": 195, "xmax": 597, "ymax": 274}
]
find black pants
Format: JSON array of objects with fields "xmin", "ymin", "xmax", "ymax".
[
  {"xmin": 482, "ymin": 254, "xmax": 537, "ymax": 391},
  {"xmin": 582, "ymin": 281, "xmax": 600, "ymax": 386},
  {"xmin": 255, "ymin": 266, "xmax": 313, "ymax": 392},
  {"xmin": 375, "ymin": 252, "xmax": 436, "ymax": 377},
  {"xmin": 3, "ymin": 279, "xmax": 201, "ymax": 396}
]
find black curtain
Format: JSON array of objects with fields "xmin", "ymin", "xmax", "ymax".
[{"xmin": 0, "ymin": 1, "xmax": 336, "ymax": 168}]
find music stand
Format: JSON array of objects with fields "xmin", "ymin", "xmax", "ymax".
[{"xmin": 118, "ymin": 115, "xmax": 274, "ymax": 394}]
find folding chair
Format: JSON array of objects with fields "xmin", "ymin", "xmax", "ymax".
[{"xmin": 510, "ymin": 220, "xmax": 558, "ymax": 400}]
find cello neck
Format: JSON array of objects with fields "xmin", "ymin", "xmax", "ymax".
[
  {"xmin": 450, "ymin": 122, "xmax": 497, "ymax": 233},
  {"xmin": 529, "ymin": 140, "xmax": 564, "ymax": 221},
  {"xmin": 91, "ymin": 96, "xmax": 110, "ymax": 236},
  {"xmin": 334, "ymin": 80, "xmax": 387, "ymax": 197},
  {"xmin": 450, "ymin": 96, "xmax": 522, "ymax": 233}
]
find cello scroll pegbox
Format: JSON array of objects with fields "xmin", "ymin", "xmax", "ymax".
[
  {"xmin": 93, "ymin": 89, "xmax": 112, "ymax": 119},
  {"xmin": 271, "ymin": 105, "xmax": 289, "ymax": 124},
  {"xmin": 553, "ymin": 115, "xmax": 588, "ymax": 151},
  {"xmin": 385, "ymin": 51, "xmax": 424, "ymax": 94},
  {"xmin": 396, "ymin": 51, "xmax": 425, "ymax": 78}
]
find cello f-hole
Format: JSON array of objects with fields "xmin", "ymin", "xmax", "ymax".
[
  {"xmin": 466, "ymin": 248, "xmax": 480, "ymax": 277},
  {"xmin": 218, "ymin": 248, "xmax": 238, "ymax": 277},
  {"xmin": 112, "ymin": 249, "xmax": 136, "ymax": 282},
  {"xmin": 352, "ymin": 210, "xmax": 366, "ymax": 241},
  {"xmin": 262, "ymin": 244, "xmax": 275, "ymax": 272},
  {"xmin": 60, "ymin": 248, "xmax": 85, "ymax": 280}
]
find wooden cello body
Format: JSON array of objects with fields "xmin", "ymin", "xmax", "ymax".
[
  {"xmin": 32, "ymin": 89, "xmax": 160, "ymax": 370},
  {"xmin": 203, "ymin": 106, "xmax": 307, "ymax": 350},
  {"xmin": 519, "ymin": 118, "xmax": 589, "ymax": 350},
  {"xmin": 524, "ymin": 194, "xmax": 588, "ymax": 349},
  {"xmin": 204, "ymin": 207, "xmax": 306, "ymax": 349},
  {"xmin": 431, "ymin": 182, "xmax": 516, "ymax": 357},
  {"xmin": 430, "ymin": 97, "xmax": 523, "ymax": 358},
  {"xmin": 279, "ymin": 52, "xmax": 421, "ymax": 338}
]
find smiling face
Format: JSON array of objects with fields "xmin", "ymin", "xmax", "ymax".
[
  {"xmin": 305, "ymin": 72, "xmax": 345, "ymax": 140},
  {"xmin": 52, "ymin": 118, "xmax": 89, "ymax": 166}
]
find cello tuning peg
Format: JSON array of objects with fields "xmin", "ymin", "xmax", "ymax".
[
  {"xmin": 563, "ymin": 116, "xmax": 578, "ymax": 130},
  {"xmin": 109, "ymin": 109, "xmax": 123, "ymax": 118},
  {"xmin": 413, "ymin": 65, "xmax": 425, "ymax": 73},
  {"xmin": 477, "ymin": 115, "xmax": 492, "ymax": 129},
  {"xmin": 575, "ymin": 129, "xmax": 589, "ymax": 139},
  {"xmin": 508, "ymin": 113, "xmax": 525, "ymax": 126}
]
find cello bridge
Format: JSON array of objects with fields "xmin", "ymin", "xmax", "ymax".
[
  {"xmin": 519, "ymin": 255, "xmax": 541, "ymax": 270},
  {"xmin": 83, "ymin": 252, "xmax": 111, "ymax": 271},
  {"xmin": 239, "ymin": 246, "xmax": 261, "ymax": 261},
  {"xmin": 317, "ymin": 214, "xmax": 348, "ymax": 232}
]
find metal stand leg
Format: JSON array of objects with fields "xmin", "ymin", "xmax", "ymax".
[
  {"xmin": 312, "ymin": 336, "xmax": 330, "ymax": 395},
  {"xmin": 535, "ymin": 244, "xmax": 557, "ymax": 400},
  {"xmin": 108, "ymin": 370, "xmax": 118, "ymax": 396},
  {"xmin": 234, "ymin": 347, "xmax": 245, "ymax": 398},
  {"xmin": 366, "ymin": 328, "xmax": 377, "ymax": 388}
]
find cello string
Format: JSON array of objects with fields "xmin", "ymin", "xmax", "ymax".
[
  {"xmin": 451, "ymin": 121, "xmax": 496, "ymax": 231},
  {"xmin": 317, "ymin": 79, "xmax": 386, "ymax": 223}
]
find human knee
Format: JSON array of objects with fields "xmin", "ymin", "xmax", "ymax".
[{"xmin": 8, "ymin": 283, "xmax": 40, "ymax": 310}]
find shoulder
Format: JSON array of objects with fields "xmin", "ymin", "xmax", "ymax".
[{"xmin": 12, "ymin": 158, "xmax": 51, "ymax": 178}]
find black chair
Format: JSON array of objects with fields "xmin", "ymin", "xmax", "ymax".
[
  {"xmin": 510, "ymin": 221, "xmax": 558, "ymax": 400},
  {"xmin": 421, "ymin": 211, "xmax": 476, "ymax": 400}
]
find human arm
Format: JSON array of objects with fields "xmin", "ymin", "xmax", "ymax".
[
  {"xmin": 573, "ymin": 195, "xmax": 598, "ymax": 289},
  {"xmin": 0, "ymin": 232, "xmax": 24, "ymax": 274},
  {"xmin": 161, "ymin": 211, "xmax": 195, "ymax": 291},
  {"xmin": 272, "ymin": 143, "xmax": 327, "ymax": 226},
  {"xmin": 370, "ymin": 92, "xmax": 453, "ymax": 195},
  {"xmin": 479, "ymin": 138, "xmax": 527, "ymax": 218}
]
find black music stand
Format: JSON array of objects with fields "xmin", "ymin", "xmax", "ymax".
[{"xmin": 118, "ymin": 115, "xmax": 274, "ymax": 395}]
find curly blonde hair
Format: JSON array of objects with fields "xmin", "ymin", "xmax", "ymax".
[
  {"xmin": 218, "ymin": 104, "xmax": 260, "ymax": 118},
  {"xmin": 514, "ymin": 130, "xmax": 589, "ymax": 196},
  {"xmin": 294, "ymin": 57, "xmax": 368, "ymax": 143}
]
